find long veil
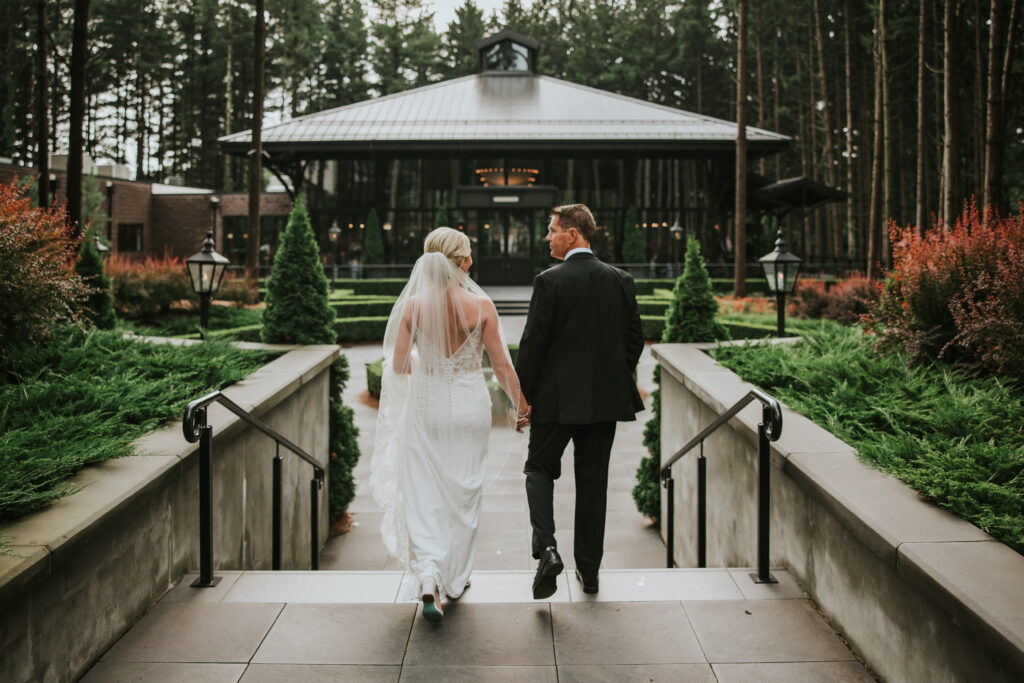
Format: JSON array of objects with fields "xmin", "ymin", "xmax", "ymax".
[{"xmin": 368, "ymin": 251, "xmax": 521, "ymax": 567}]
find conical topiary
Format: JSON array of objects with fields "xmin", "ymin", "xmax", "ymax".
[
  {"xmin": 620, "ymin": 205, "xmax": 645, "ymax": 263},
  {"xmin": 363, "ymin": 208, "xmax": 384, "ymax": 264},
  {"xmin": 634, "ymin": 237, "xmax": 730, "ymax": 521},
  {"xmin": 261, "ymin": 196, "xmax": 336, "ymax": 344},
  {"xmin": 75, "ymin": 232, "xmax": 116, "ymax": 330},
  {"xmin": 434, "ymin": 200, "xmax": 449, "ymax": 229}
]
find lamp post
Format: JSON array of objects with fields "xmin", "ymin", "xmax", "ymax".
[
  {"xmin": 186, "ymin": 231, "xmax": 230, "ymax": 339},
  {"xmin": 328, "ymin": 220, "xmax": 341, "ymax": 289},
  {"xmin": 105, "ymin": 181, "xmax": 115, "ymax": 243},
  {"xmin": 94, "ymin": 232, "xmax": 110, "ymax": 260},
  {"xmin": 669, "ymin": 221, "xmax": 684, "ymax": 277},
  {"xmin": 758, "ymin": 228, "xmax": 802, "ymax": 337},
  {"xmin": 209, "ymin": 195, "xmax": 221, "ymax": 236}
]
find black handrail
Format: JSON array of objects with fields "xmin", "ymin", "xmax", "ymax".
[
  {"xmin": 182, "ymin": 391, "xmax": 325, "ymax": 587},
  {"xmin": 661, "ymin": 388, "xmax": 783, "ymax": 583}
]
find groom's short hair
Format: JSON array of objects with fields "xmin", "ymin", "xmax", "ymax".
[{"xmin": 552, "ymin": 203, "xmax": 596, "ymax": 243}]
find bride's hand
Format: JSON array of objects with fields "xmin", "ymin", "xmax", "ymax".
[{"xmin": 515, "ymin": 405, "xmax": 531, "ymax": 432}]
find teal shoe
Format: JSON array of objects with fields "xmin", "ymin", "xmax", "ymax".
[{"xmin": 421, "ymin": 578, "xmax": 443, "ymax": 623}]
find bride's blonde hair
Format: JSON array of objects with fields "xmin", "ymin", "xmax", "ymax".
[{"xmin": 424, "ymin": 227, "xmax": 471, "ymax": 267}]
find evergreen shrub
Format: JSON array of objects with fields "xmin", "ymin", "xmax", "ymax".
[
  {"xmin": 332, "ymin": 299, "xmax": 396, "ymax": 318},
  {"xmin": 635, "ymin": 237, "xmax": 730, "ymax": 521},
  {"xmin": 366, "ymin": 357, "xmax": 383, "ymax": 397},
  {"xmin": 105, "ymin": 251, "xmax": 196, "ymax": 319},
  {"xmin": 788, "ymin": 279, "xmax": 829, "ymax": 319},
  {"xmin": 823, "ymin": 274, "xmax": 878, "ymax": 325},
  {"xmin": 260, "ymin": 197, "xmax": 360, "ymax": 521},
  {"xmin": 0, "ymin": 181, "xmax": 91, "ymax": 353},
  {"xmin": 363, "ymin": 208, "xmax": 384, "ymax": 264},
  {"xmin": 871, "ymin": 202, "xmax": 1024, "ymax": 382},
  {"xmin": 334, "ymin": 316, "xmax": 389, "ymax": 343},
  {"xmin": 332, "ymin": 279, "xmax": 408, "ymax": 296},
  {"xmin": 75, "ymin": 234, "xmax": 116, "ymax": 329},
  {"xmin": 713, "ymin": 323, "xmax": 1024, "ymax": 553},
  {"xmin": 621, "ymin": 206, "xmax": 645, "ymax": 262}
]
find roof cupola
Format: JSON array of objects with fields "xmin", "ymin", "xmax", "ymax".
[{"xmin": 475, "ymin": 29, "xmax": 539, "ymax": 75}]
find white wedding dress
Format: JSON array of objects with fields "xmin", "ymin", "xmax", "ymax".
[{"xmin": 369, "ymin": 253, "xmax": 518, "ymax": 601}]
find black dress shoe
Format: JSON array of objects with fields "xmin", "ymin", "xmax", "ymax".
[
  {"xmin": 575, "ymin": 568, "xmax": 599, "ymax": 594},
  {"xmin": 532, "ymin": 546, "xmax": 563, "ymax": 599}
]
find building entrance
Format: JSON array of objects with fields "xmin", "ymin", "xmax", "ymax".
[{"xmin": 469, "ymin": 209, "xmax": 543, "ymax": 285}]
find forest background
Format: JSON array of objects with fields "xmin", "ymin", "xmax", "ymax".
[{"xmin": 1, "ymin": 0, "xmax": 1021, "ymax": 273}]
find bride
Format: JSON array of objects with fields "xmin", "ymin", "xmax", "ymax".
[{"xmin": 369, "ymin": 227, "xmax": 528, "ymax": 623}]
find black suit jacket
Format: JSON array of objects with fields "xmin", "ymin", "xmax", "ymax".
[{"xmin": 516, "ymin": 252, "xmax": 645, "ymax": 425}]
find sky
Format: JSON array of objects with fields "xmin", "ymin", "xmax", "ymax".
[{"xmin": 427, "ymin": 0, "xmax": 521, "ymax": 31}]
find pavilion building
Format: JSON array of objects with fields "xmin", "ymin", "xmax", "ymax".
[{"xmin": 220, "ymin": 30, "xmax": 793, "ymax": 285}]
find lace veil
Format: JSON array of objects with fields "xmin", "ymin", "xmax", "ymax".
[{"xmin": 368, "ymin": 242, "xmax": 521, "ymax": 566}]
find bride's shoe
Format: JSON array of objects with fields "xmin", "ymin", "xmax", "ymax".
[{"xmin": 421, "ymin": 577, "xmax": 443, "ymax": 623}]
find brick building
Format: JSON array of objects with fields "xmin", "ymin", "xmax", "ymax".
[{"xmin": 0, "ymin": 159, "xmax": 292, "ymax": 266}]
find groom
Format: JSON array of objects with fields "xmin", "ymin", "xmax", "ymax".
[{"xmin": 516, "ymin": 203, "xmax": 645, "ymax": 599}]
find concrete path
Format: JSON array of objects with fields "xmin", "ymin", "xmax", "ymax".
[{"xmin": 82, "ymin": 317, "xmax": 876, "ymax": 681}]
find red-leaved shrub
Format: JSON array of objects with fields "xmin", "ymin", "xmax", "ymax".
[
  {"xmin": 823, "ymin": 274, "xmax": 879, "ymax": 325},
  {"xmin": 104, "ymin": 251, "xmax": 197, "ymax": 319},
  {"xmin": 0, "ymin": 180, "xmax": 91, "ymax": 351},
  {"xmin": 787, "ymin": 279, "xmax": 828, "ymax": 319},
  {"xmin": 870, "ymin": 200, "xmax": 1024, "ymax": 382}
]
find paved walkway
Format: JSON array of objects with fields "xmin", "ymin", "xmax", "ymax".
[{"xmin": 82, "ymin": 319, "xmax": 876, "ymax": 681}]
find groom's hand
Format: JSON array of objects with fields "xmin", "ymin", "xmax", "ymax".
[{"xmin": 516, "ymin": 406, "xmax": 532, "ymax": 432}]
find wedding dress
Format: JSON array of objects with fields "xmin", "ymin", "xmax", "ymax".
[{"xmin": 369, "ymin": 252, "xmax": 520, "ymax": 601}]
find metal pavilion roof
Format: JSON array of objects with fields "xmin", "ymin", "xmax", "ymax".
[{"xmin": 219, "ymin": 73, "xmax": 791, "ymax": 154}]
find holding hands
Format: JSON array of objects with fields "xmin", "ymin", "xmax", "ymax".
[{"xmin": 516, "ymin": 404, "xmax": 532, "ymax": 433}]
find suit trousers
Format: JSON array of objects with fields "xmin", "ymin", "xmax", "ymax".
[{"xmin": 524, "ymin": 420, "xmax": 617, "ymax": 575}]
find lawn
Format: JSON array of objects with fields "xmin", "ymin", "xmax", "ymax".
[{"xmin": 710, "ymin": 323, "xmax": 1024, "ymax": 554}]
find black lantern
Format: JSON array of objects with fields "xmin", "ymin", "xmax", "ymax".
[
  {"xmin": 186, "ymin": 231, "xmax": 230, "ymax": 338},
  {"xmin": 758, "ymin": 228, "xmax": 802, "ymax": 337},
  {"xmin": 94, "ymin": 232, "xmax": 110, "ymax": 260},
  {"xmin": 328, "ymin": 220, "xmax": 342, "ymax": 287}
]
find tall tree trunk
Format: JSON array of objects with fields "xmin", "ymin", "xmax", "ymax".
[
  {"xmin": 867, "ymin": 8, "xmax": 884, "ymax": 279},
  {"xmin": 224, "ymin": 5, "xmax": 233, "ymax": 190},
  {"xmin": 35, "ymin": 0, "xmax": 49, "ymax": 208},
  {"xmin": 808, "ymin": 25, "xmax": 823, "ymax": 262},
  {"xmin": 734, "ymin": 0, "xmax": 749, "ymax": 297},
  {"xmin": 67, "ymin": 0, "xmax": 90, "ymax": 236},
  {"xmin": 756, "ymin": 30, "xmax": 765, "ymax": 177},
  {"xmin": 136, "ymin": 61, "xmax": 145, "ymax": 181},
  {"xmin": 813, "ymin": 0, "xmax": 841, "ymax": 261},
  {"xmin": 881, "ymin": 0, "xmax": 893, "ymax": 268},
  {"xmin": 844, "ymin": 0, "xmax": 856, "ymax": 260},
  {"xmin": 915, "ymin": 0, "xmax": 927, "ymax": 235},
  {"xmin": 246, "ymin": 0, "xmax": 265, "ymax": 281},
  {"xmin": 984, "ymin": 0, "xmax": 1014, "ymax": 214},
  {"xmin": 941, "ymin": 0, "xmax": 962, "ymax": 225}
]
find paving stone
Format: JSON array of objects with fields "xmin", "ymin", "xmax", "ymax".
[
  {"xmin": 685, "ymin": 600, "xmax": 856, "ymax": 663},
  {"xmin": 222, "ymin": 570, "xmax": 403, "ymax": 603},
  {"xmin": 551, "ymin": 602, "xmax": 705, "ymax": 665},
  {"xmin": 101, "ymin": 603, "xmax": 283, "ymax": 663},
  {"xmin": 252, "ymin": 603, "xmax": 413, "ymax": 665},
  {"xmin": 240, "ymin": 664, "xmax": 400, "ymax": 682},
  {"xmin": 398, "ymin": 665, "xmax": 557, "ymax": 682},
  {"xmin": 81, "ymin": 662, "xmax": 246, "ymax": 682},
  {"xmin": 712, "ymin": 661, "xmax": 876, "ymax": 682},
  {"xmin": 404, "ymin": 603, "xmax": 554, "ymax": 666},
  {"xmin": 558, "ymin": 663, "xmax": 717, "ymax": 682},
  {"xmin": 727, "ymin": 568, "xmax": 806, "ymax": 600},
  {"xmin": 160, "ymin": 572, "xmax": 242, "ymax": 604},
  {"xmin": 566, "ymin": 568, "xmax": 743, "ymax": 602}
]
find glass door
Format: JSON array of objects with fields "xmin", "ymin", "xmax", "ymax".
[{"xmin": 473, "ymin": 210, "xmax": 538, "ymax": 285}]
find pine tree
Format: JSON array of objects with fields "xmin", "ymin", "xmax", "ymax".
[
  {"xmin": 363, "ymin": 208, "xmax": 384, "ymax": 264},
  {"xmin": 634, "ymin": 237, "xmax": 729, "ymax": 520},
  {"xmin": 434, "ymin": 200, "xmax": 449, "ymax": 228},
  {"xmin": 621, "ymin": 205, "xmax": 645, "ymax": 263},
  {"xmin": 261, "ymin": 196, "xmax": 335, "ymax": 344},
  {"xmin": 74, "ymin": 232, "xmax": 116, "ymax": 330}
]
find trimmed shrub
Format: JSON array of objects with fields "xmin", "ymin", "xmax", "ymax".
[
  {"xmin": 822, "ymin": 274, "xmax": 879, "ymax": 325},
  {"xmin": 367, "ymin": 357, "xmax": 383, "ymax": 397},
  {"xmin": 332, "ymin": 299, "xmax": 397, "ymax": 318},
  {"xmin": 641, "ymin": 314, "xmax": 666, "ymax": 340},
  {"xmin": 363, "ymin": 208, "xmax": 384, "ymax": 264},
  {"xmin": 105, "ymin": 251, "xmax": 196, "ymax": 319},
  {"xmin": 637, "ymin": 299, "xmax": 670, "ymax": 316},
  {"xmin": 335, "ymin": 316, "xmax": 389, "ymax": 343},
  {"xmin": 262, "ymin": 197, "xmax": 336, "ymax": 345},
  {"xmin": 0, "ymin": 181, "xmax": 91, "ymax": 354},
  {"xmin": 633, "ymin": 279, "xmax": 676, "ymax": 296},
  {"xmin": 621, "ymin": 206, "xmax": 645, "ymax": 262},
  {"xmin": 332, "ymin": 279, "xmax": 408, "ymax": 296},
  {"xmin": 328, "ymin": 354, "xmax": 361, "ymax": 520},
  {"xmin": 636, "ymin": 237, "xmax": 730, "ymax": 521},
  {"xmin": 75, "ymin": 234, "xmax": 116, "ymax": 330},
  {"xmin": 787, "ymin": 279, "xmax": 829, "ymax": 319},
  {"xmin": 870, "ymin": 201, "xmax": 1024, "ymax": 382},
  {"xmin": 217, "ymin": 277, "xmax": 259, "ymax": 307}
]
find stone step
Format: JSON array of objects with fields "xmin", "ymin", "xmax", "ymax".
[
  {"xmin": 493, "ymin": 301, "xmax": 531, "ymax": 315},
  {"xmin": 162, "ymin": 568, "xmax": 806, "ymax": 605}
]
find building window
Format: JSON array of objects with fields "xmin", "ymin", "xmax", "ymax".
[
  {"xmin": 484, "ymin": 41, "xmax": 529, "ymax": 72},
  {"xmin": 118, "ymin": 223, "xmax": 143, "ymax": 252}
]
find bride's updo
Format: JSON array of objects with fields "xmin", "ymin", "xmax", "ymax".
[{"xmin": 424, "ymin": 227, "xmax": 471, "ymax": 268}]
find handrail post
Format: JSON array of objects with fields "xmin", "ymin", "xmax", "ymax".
[
  {"xmin": 272, "ymin": 448, "xmax": 282, "ymax": 571},
  {"xmin": 664, "ymin": 474, "xmax": 674, "ymax": 568},
  {"xmin": 310, "ymin": 473, "xmax": 322, "ymax": 570},
  {"xmin": 697, "ymin": 443, "xmax": 706, "ymax": 568},
  {"xmin": 191, "ymin": 407, "xmax": 221, "ymax": 588},
  {"xmin": 752, "ymin": 403, "xmax": 777, "ymax": 584}
]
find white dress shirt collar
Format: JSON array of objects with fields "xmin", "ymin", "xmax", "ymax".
[{"xmin": 565, "ymin": 247, "xmax": 594, "ymax": 260}]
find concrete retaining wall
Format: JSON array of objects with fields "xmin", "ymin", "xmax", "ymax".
[
  {"xmin": 0, "ymin": 343, "xmax": 337, "ymax": 683},
  {"xmin": 654, "ymin": 342, "xmax": 1024, "ymax": 683}
]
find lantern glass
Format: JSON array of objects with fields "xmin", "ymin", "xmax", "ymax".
[{"xmin": 186, "ymin": 232, "xmax": 230, "ymax": 294}]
